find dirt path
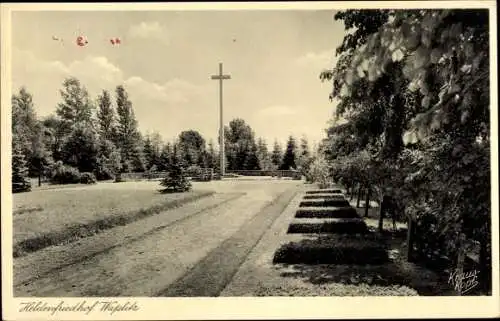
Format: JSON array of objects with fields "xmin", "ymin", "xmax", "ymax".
[
  {"xmin": 15, "ymin": 181, "xmax": 300, "ymax": 297},
  {"xmin": 158, "ymin": 188, "xmax": 298, "ymax": 297}
]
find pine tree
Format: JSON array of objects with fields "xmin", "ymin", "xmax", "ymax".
[
  {"xmin": 115, "ymin": 85, "xmax": 144, "ymax": 172},
  {"xmin": 281, "ymin": 136, "xmax": 297, "ymax": 170},
  {"xmin": 12, "ymin": 87, "xmax": 52, "ymax": 184},
  {"xmin": 256, "ymin": 137, "xmax": 271, "ymax": 170},
  {"xmin": 271, "ymin": 140, "xmax": 283, "ymax": 170},
  {"xmin": 244, "ymin": 142, "xmax": 260, "ymax": 170},
  {"xmin": 159, "ymin": 163, "xmax": 192, "ymax": 193},
  {"xmin": 143, "ymin": 134, "xmax": 154, "ymax": 170},
  {"xmin": 12, "ymin": 138, "xmax": 31, "ymax": 192},
  {"xmin": 159, "ymin": 143, "xmax": 172, "ymax": 171},
  {"xmin": 96, "ymin": 90, "xmax": 116, "ymax": 142},
  {"xmin": 299, "ymin": 136, "xmax": 310, "ymax": 157}
]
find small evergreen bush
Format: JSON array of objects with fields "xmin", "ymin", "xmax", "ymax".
[{"xmin": 159, "ymin": 164, "xmax": 192, "ymax": 193}]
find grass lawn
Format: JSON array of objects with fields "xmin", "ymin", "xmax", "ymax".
[{"xmin": 13, "ymin": 186, "xmax": 213, "ymax": 257}]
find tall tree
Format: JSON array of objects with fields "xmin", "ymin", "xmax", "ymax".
[
  {"xmin": 256, "ymin": 138, "xmax": 272, "ymax": 170},
  {"xmin": 271, "ymin": 140, "xmax": 283, "ymax": 170},
  {"xmin": 12, "ymin": 137, "xmax": 31, "ymax": 192},
  {"xmin": 207, "ymin": 139, "xmax": 217, "ymax": 169},
  {"xmin": 178, "ymin": 130, "xmax": 206, "ymax": 167},
  {"xmin": 224, "ymin": 118, "xmax": 258, "ymax": 170},
  {"xmin": 62, "ymin": 124, "xmax": 99, "ymax": 173},
  {"xmin": 12, "ymin": 87, "xmax": 52, "ymax": 184},
  {"xmin": 96, "ymin": 90, "xmax": 116, "ymax": 142},
  {"xmin": 281, "ymin": 136, "xmax": 298, "ymax": 170},
  {"xmin": 56, "ymin": 77, "xmax": 94, "ymax": 134},
  {"xmin": 244, "ymin": 141, "xmax": 261, "ymax": 170},
  {"xmin": 326, "ymin": 9, "xmax": 491, "ymax": 291},
  {"xmin": 115, "ymin": 85, "xmax": 145, "ymax": 172},
  {"xmin": 159, "ymin": 142, "xmax": 172, "ymax": 171},
  {"xmin": 299, "ymin": 136, "xmax": 310, "ymax": 158}
]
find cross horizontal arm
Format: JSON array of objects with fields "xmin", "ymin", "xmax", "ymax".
[{"xmin": 211, "ymin": 75, "xmax": 231, "ymax": 80}]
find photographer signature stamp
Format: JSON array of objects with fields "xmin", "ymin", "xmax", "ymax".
[{"xmin": 448, "ymin": 269, "xmax": 480, "ymax": 294}]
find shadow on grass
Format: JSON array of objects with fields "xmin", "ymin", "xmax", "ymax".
[
  {"xmin": 276, "ymin": 262, "xmax": 447, "ymax": 296},
  {"xmin": 272, "ymin": 231, "xmax": 453, "ymax": 296}
]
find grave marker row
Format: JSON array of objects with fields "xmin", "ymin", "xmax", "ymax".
[{"xmin": 272, "ymin": 187, "xmax": 390, "ymax": 265}]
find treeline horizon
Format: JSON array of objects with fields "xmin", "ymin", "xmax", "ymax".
[{"xmin": 12, "ymin": 76, "xmax": 316, "ymax": 183}]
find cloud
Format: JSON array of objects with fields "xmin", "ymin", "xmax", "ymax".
[
  {"xmin": 128, "ymin": 21, "xmax": 168, "ymax": 41},
  {"xmin": 295, "ymin": 48, "xmax": 337, "ymax": 70},
  {"xmin": 11, "ymin": 48, "xmax": 203, "ymax": 118},
  {"xmin": 124, "ymin": 76, "xmax": 202, "ymax": 105}
]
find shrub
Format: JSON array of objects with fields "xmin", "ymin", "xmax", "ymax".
[
  {"xmin": 49, "ymin": 162, "xmax": 81, "ymax": 185},
  {"xmin": 307, "ymin": 156, "xmax": 333, "ymax": 187},
  {"xmin": 287, "ymin": 220, "xmax": 368, "ymax": 234},
  {"xmin": 114, "ymin": 174, "xmax": 126, "ymax": 183},
  {"xmin": 159, "ymin": 164, "xmax": 192, "ymax": 193},
  {"xmin": 186, "ymin": 165, "xmax": 202, "ymax": 177},
  {"xmin": 295, "ymin": 207, "xmax": 359, "ymax": 219},
  {"xmin": 272, "ymin": 237, "xmax": 389, "ymax": 265},
  {"xmin": 94, "ymin": 166, "xmax": 115, "ymax": 181},
  {"xmin": 80, "ymin": 172, "xmax": 97, "ymax": 184}
]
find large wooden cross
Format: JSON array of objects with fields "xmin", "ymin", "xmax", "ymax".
[{"xmin": 211, "ymin": 62, "xmax": 231, "ymax": 177}]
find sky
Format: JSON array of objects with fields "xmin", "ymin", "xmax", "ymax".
[{"xmin": 11, "ymin": 10, "xmax": 345, "ymax": 147}]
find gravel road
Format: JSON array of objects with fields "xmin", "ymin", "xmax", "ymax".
[{"xmin": 14, "ymin": 179, "xmax": 300, "ymax": 297}]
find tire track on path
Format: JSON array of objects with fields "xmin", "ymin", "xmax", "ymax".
[
  {"xmin": 157, "ymin": 188, "xmax": 299, "ymax": 297},
  {"xmin": 14, "ymin": 193, "xmax": 243, "ymax": 289}
]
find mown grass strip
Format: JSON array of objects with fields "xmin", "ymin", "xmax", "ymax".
[
  {"xmin": 13, "ymin": 206, "xmax": 44, "ymax": 216},
  {"xmin": 13, "ymin": 191, "xmax": 215, "ymax": 258}
]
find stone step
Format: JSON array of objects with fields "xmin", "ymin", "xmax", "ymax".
[
  {"xmin": 272, "ymin": 234, "xmax": 389, "ymax": 265},
  {"xmin": 287, "ymin": 218, "xmax": 368, "ymax": 234},
  {"xmin": 302, "ymin": 194, "xmax": 346, "ymax": 200},
  {"xmin": 305, "ymin": 189, "xmax": 343, "ymax": 195},
  {"xmin": 295, "ymin": 206, "xmax": 361, "ymax": 219},
  {"xmin": 299, "ymin": 199, "xmax": 350, "ymax": 208}
]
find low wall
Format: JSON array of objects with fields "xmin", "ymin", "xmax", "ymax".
[{"xmin": 226, "ymin": 170, "xmax": 301, "ymax": 178}]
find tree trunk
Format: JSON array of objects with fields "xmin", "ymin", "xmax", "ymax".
[
  {"xmin": 378, "ymin": 195, "xmax": 385, "ymax": 233},
  {"xmin": 364, "ymin": 188, "xmax": 370, "ymax": 217},
  {"xmin": 38, "ymin": 173, "xmax": 42, "ymax": 187},
  {"xmin": 350, "ymin": 186, "xmax": 355, "ymax": 201},
  {"xmin": 356, "ymin": 185, "xmax": 362, "ymax": 208},
  {"xmin": 406, "ymin": 218, "xmax": 415, "ymax": 262},
  {"xmin": 455, "ymin": 232, "xmax": 467, "ymax": 296}
]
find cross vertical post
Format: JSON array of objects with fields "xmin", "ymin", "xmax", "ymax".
[{"xmin": 211, "ymin": 62, "xmax": 231, "ymax": 178}]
